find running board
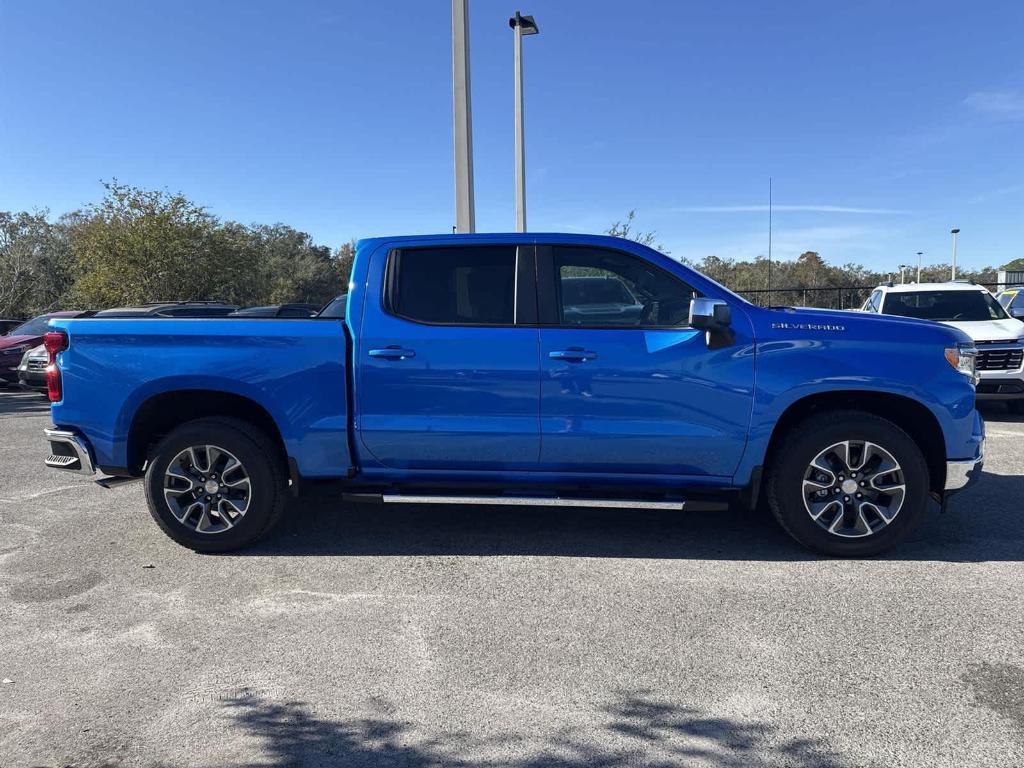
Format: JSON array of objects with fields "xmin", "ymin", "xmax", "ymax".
[{"xmin": 344, "ymin": 493, "xmax": 727, "ymax": 512}]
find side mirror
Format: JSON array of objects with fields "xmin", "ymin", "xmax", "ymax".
[
  {"xmin": 689, "ymin": 297, "xmax": 731, "ymax": 330},
  {"xmin": 689, "ymin": 298, "xmax": 734, "ymax": 349},
  {"xmin": 1011, "ymin": 307, "xmax": 1024, "ymax": 320}
]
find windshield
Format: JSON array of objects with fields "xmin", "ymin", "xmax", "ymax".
[
  {"xmin": 317, "ymin": 295, "xmax": 347, "ymax": 318},
  {"xmin": 8, "ymin": 315, "xmax": 53, "ymax": 337},
  {"xmin": 882, "ymin": 290, "xmax": 1008, "ymax": 322}
]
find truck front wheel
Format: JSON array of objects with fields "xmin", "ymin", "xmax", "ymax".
[
  {"xmin": 143, "ymin": 417, "xmax": 287, "ymax": 552},
  {"xmin": 766, "ymin": 410, "xmax": 930, "ymax": 556}
]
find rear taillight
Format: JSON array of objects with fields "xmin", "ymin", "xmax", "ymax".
[{"xmin": 43, "ymin": 331, "xmax": 69, "ymax": 402}]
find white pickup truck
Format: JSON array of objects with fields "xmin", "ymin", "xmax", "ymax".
[{"xmin": 863, "ymin": 281, "xmax": 1024, "ymax": 412}]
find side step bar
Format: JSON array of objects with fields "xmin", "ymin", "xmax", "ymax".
[{"xmin": 344, "ymin": 493, "xmax": 727, "ymax": 512}]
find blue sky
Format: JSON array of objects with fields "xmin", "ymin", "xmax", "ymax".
[{"xmin": 1, "ymin": 0, "xmax": 1022, "ymax": 271}]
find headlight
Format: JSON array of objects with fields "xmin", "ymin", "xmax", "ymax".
[
  {"xmin": 1, "ymin": 345, "xmax": 27, "ymax": 357},
  {"xmin": 945, "ymin": 345, "xmax": 978, "ymax": 384}
]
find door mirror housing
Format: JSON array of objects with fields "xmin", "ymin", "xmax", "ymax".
[
  {"xmin": 689, "ymin": 298, "xmax": 731, "ymax": 330},
  {"xmin": 689, "ymin": 298, "xmax": 734, "ymax": 349},
  {"xmin": 1011, "ymin": 306, "xmax": 1024, "ymax": 320}
]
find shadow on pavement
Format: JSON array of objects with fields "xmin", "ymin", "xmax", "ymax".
[
  {"xmin": 239, "ymin": 402, "xmax": 1021, "ymax": 562},
  {"xmin": 0, "ymin": 389, "xmax": 50, "ymax": 416},
  {"xmin": 212, "ymin": 690, "xmax": 847, "ymax": 768},
  {"xmin": 250, "ymin": 464, "xmax": 1020, "ymax": 562}
]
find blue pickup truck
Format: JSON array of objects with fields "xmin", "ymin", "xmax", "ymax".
[{"xmin": 41, "ymin": 233, "xmax": 985, "ymax": 556}]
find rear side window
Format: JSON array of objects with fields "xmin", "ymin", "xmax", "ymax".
[{"xmin": 387, "ymin": 246, "xmax": 517, "ymax": 325}]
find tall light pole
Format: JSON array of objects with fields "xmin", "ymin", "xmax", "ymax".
[
  {"xmin": 510, "ymin": 11, "xmax": 539, "ymax": 232},
  {"xmin": 916, "ymin": 252, "xmax": 923, "ymax": 283},
  {"xmin": 899, "ymin": 264, "xmax": 908, "ymax": 284},
  {"xmin": 950, "ymin": 228, "xmax": 960, "ymax": 280},
  {"xmin": 452, "ymin": 0, "xmax": 476, "ymax": 233}
]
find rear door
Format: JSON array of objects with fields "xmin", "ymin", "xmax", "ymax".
[
  {"xmin": 357, "ymin": 244, "xmax": 541, "ymax": 470},
  {"xmin": 536, "ymin": 244, "xmax": 754, "ymax": 477}
]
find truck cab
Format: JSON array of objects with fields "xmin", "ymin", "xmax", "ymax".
[{"xmin": 42, "ymin": 234, "xmax": 985, "ymax": 556}]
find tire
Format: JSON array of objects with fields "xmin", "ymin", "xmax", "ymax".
[
  {"xmin": 1006, "ymin": 400, "xmax": 1024, "ymax": 415},
  {"xmin": 766, "ymin": 410, "xmax": 930, "ymax": 557},
  {"xmin": 143, "ymin": 417, "xmax": 288, "ymax": 552}
]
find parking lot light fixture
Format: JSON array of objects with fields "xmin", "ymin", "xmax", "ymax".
[
  {"xmin": 917, "ymin": 252, "xmax": 923, "ymax": 283},
  {"xmin": 510, "ymin": 11, "xmax": 539, "ymax": 233},
  {"xmin": 951, "ymin": 228, "xmax": 960, "ymax": 280}
]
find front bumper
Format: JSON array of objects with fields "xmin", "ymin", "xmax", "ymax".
[
  {"xmin": 44, "ymin": 428, "xmax": 95, "ymax": 475},
  {"xmin": 975, "ymin": 379, "xmax": 1024, "ymax": 400},
  {"xmin": 18, "ymin": 371, "xmax": 47, "ymax": 393},
  {"xmin": 945, "ymin": 437, "xmax": 984, "ymax": 492}
]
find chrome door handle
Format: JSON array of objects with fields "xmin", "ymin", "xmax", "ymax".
[
  {"xmin": 368, "ymin": 346, "xmax": 416, "ymax": 360},
  {"xmin": 549, "ymin": 348, "xmax": 597, "ymax": 362}
]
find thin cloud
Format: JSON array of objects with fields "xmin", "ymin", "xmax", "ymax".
[
  {"xmin": 672, "ymin": 205, "xmax": 905, "ymax": 214},
  {"xmin": 964, "ymin": 89, "xmax": 1024, "ymax": 121}
]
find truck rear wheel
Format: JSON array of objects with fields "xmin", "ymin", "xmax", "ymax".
[
  {"xmin": 766, "ymin": 410, "xmax": 930, "ymax": 556},
  {"xmin": 143, "ymin": 417, "xmax": 287, "ymax": 552}
]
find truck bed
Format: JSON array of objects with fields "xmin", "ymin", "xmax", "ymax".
[{"xmin": 48, "ymin": 317, "xmax": 351, "ymax": 479}]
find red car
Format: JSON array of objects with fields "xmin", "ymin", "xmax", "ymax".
[{"xmin": 0, "ymin": 311, "xmax": 93, "ymax": 387}]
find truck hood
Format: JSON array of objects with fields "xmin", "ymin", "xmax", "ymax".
[
  {"xmin": 0, "ymin": 334, "xmax": 37, "ymax": 350},
  {"xmin": 941, "ymin": 317, "xmax": 1024, "ymax": 343},
  {"xmin": 759, "ymin": 305, "xmax": 973, "ymax": 345}
]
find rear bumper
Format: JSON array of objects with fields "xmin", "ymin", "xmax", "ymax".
[
  {"xmin": 945, "ymin": 437, "xmax": 984, "ymax": 492},
  {"xmin": 44, "ymin": 428, "xmax": 95, "ymax": 475}
]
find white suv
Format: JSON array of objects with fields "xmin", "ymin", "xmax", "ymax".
[{"xmin": 863, "ymin": 281, "xmax": 1024, "ymax": 413}]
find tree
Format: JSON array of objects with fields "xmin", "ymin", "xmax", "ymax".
[
  {"xmin": 1002, "ymin": 257, "xmax": 1024, "ymax": 271},
  {"xmin": 606, "ymin": 210, "xmax": 668, "ymax": 254},
  {"xmin": 67, "ymin": 181, "xmax": 225, "ymax": 307},
  {"xmin": 0, "ymin": 210, "xmax": 74, "ymax": 317},
  {"xmin": 63, "ymin": 182, "xmax": 350, "ymax": 310}
]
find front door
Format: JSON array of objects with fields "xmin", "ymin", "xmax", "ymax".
[
  {"xmin": 536, "ymin": 244, "xmax": 754, "ymax": 477},
  {"xmin": 358, "ymin": 243, "xmax": 541, "ymax": 470}
]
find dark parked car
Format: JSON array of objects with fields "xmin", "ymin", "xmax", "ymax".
[
  {"xmin": 316, "ymin": 294, "xmax": 347, "ymax": 318},
  {"xmin": 94, "ymin": 301, "xmax": 239, "ymax": 318},
  {"xmin": 0, "ymin": 319, "xmax": 26, "ymax": 336},
  {"xmin": 560, "ymin": 275, "xmax": 645, "ymax": 326},
  {"xmin": 0, "ymin": 311, "xmax": 93, "ymax": 387},
  {"xmin": 228, "ymin": 303, "xmax": 321, "ymax": 318}
]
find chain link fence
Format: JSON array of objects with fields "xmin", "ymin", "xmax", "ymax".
[{"xmin": 736, "ymin": 282, "xmax": 1018, "ymax": 310}]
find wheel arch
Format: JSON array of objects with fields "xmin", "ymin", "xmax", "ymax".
[
  {"xmin": 126, "ymin": 389, "xmax": 288, "ymax": 475},
  {"xmin": 763, "ymin": 391, "xmax": 947, "ymax": 495}
]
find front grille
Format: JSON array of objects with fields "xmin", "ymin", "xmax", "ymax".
[
  {"xmin": 977, "ymin": 348, "xmax": 1024, "ymax": 371},
  {"xmin": 26, "ymin": 360, "xmax": 46, "ymax": 372}
]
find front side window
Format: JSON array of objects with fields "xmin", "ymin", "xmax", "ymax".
[
  {"xmin": 388, "ymin": 246, "xmax": 517, "ymax": 325},
  {"xmin": 551, "ymin": 246, "xmax": 696, "ymax": 328},
  {"xmin": 881, "ymin": 290, "xmax": 1008, "ymax": 322}
]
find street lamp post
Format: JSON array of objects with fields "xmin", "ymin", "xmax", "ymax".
[
  {"xmin": 452, "ymin": 0, "xmax": 476, "ymax": 233},
  {"xmin": 951, "ymin": 228, "xmax": 960, "ymax": 280},
  {"xmin": 899, "ymin": 264, "xmax": 908, "ymax": 284},
  {"xmin": 916, "ymin": 252, "xmax": 923, "ymax": 283},
  {"xmin": 509, "ymin": 11, "xmax": 539, "ymax": 232}
]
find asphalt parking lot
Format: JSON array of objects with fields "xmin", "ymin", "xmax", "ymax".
[{"xmin": 1, "ymin": 389, "xmax": 1022, "ymax": 767}]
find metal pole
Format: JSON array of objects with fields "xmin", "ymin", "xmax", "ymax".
[
  {"xmin": 452, "ymin": 0, "xmax": 476, "ymax": 233},
  {"xmin": 951, "ymin": 228, "xmax": 960, "ymax": 280},
  {"xmin": 513, "ymin": 15, "xmax": 526, "ymax": 232},
  {"xmin": 767, "ymin": 177, "xmax": 772, "ymax": 306},
  {"xmin": 917, "ymin": 252, "xmax": 923, "ymax": 283}
]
